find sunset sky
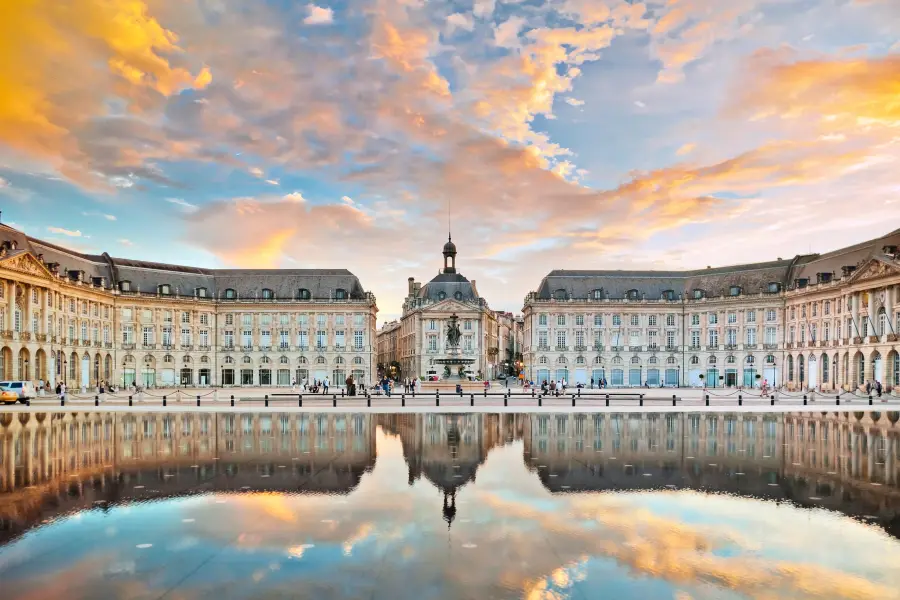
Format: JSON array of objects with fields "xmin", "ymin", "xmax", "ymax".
[{"xmin": 1, "ymin": 0, "xmax": 898, "ymax": 323}]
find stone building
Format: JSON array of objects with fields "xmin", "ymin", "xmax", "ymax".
[
  {"xmin": 385, "ymin": 236, "xmax": 498, "ymax": 380},
  {"xmin": 523, "ymin": 229, "xmax": 900, "ymax": 392},
  {"xmin": 0, "ymin": 222, "xmax": 378, "ymax": 389}
]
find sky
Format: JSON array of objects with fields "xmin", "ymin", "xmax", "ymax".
[{"xmin": 1, "ymin": 0, "xmax": 898, "ymax": 325}]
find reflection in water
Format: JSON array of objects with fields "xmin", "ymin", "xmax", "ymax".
[{"xmin": 0, "ymin": 410, "xmax": 899, "ymax": 599}]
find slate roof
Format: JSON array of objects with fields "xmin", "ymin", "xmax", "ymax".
[
  {"xmin": 0, "ymin": 223, "xmax": 370, "ymax": 300},
  {"xmin": 535, "ymin": 228, "xmax": 900, "ymax": 300},
  {"xmin": 417, "ymin": 272, "xmax": 478, "ymax": 302}
]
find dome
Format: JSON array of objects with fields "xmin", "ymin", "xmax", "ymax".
[
  {"xmin": 417, "ymin": 272, "xmax": 477, "ymax": 301},
  {"xmin": 443, "ymin": 238, "xmax": 457, "ymax": 255}
]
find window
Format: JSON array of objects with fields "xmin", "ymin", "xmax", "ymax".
[
  {"xmin": 824, "ymin": 300, "xmax": 831, "ymax": 315},
  {"xmin": 181, "ymin": 311, "xmax": 190, "ymax": 324},
  {"xmin": 746, "ymin": 310, "xmax": 756, "ymax": 323},
  {"xmin": 122, "ymin": 325, "xmax": 134, "ymax": 344},
  {"xmin": 666, "ymin": 330, "xmax": 675, "ymax": 347},
  {"xmin": 316, "ymin": 314, "xmax": 326, "ymax": 327},
  {"xmin": 690, "ymin": 356, "xmax": 700, "ymax": 365},
  {"xmin": 428, "ymin": 335, "xmax": 438, "ymax": 351},
  {"xmin": 354, "ymin": 330, "xmax": 364, "ymax": 349},
  {"xmin": 538, "ymin": 331, "xmax": 549, "ymax": 348},
  {"xmin": 594, "ymin": 314, "xmax": 603, "ymax": 327},
  {"xmin": 726, "ymin": 329, "xmax": 736, "ymax": 345},
  {"xmin": 119, "ymin": 281, "xmax": 131, "ymax": 292},
  {"xmin": 200, "ymin": 313, "xmax": 209, "ymax": 326},
  {"xmin": 162, "ymin": 327, "xmax": 172, "ymax": 346},
  {"xmin": 727, "ymin": 313, "xmax": 737, "ymax": 324},
  {"xmin": 592, "ymin": 289, "xmax": 603, "ymax": 299},
  {"xmin": 812, "ymin": 303, "xmax": 818, "ymax": 317},
  {"xmin": 164, "ymin": 311, "xmax": 173, "ymax": 323},
  {"xmin": 823, "ymin": 322, "xmax": 830, "ymax": 341},
  {"xmin": 556, "ymin": 331, "xmax": 566, "ymax": 348},
  {"xmin": 297, "ymin": 331, "xmax": 308, "ymax": 348},
  {"xmin": 260, "ymin": 330, "xmax": 271, "ymax": 348},
  {"xmin": 801, "ymin": 305, "xmax": 806, "ymax": 318},
  {"xmin": 142, "ymin": 327, "xmax": 153, "ymax": 345},
  {"xmin": 279, "ymin": 330, "xmax": 289, "ymax": 348},
  {"xmin": 708, "ymin": 329, "xmax": 719, "ymax": 347},
  {"xmin": 298, "ymin": 288, "xmax": 311, "ymax": 300},
  {"xmin": 262, "ymin": 288, "xmax": 274, "ymax": 300},
  {"xmin": 766, "ymin": 309, "xmax": 776, "ymax": 322},
  {"xmin": 316, "ymin": 330, "xmax": 326, "ymax": 348},
  {"xmin": 612, "ymin": 315, "xmax": 621, "ymax": 327},
  {"xmin": 196, "ymin": 287, "xmax": 208, "ymax": 298},
  {"xmin": 575, "ymin": 314, "xmax": 584, "ymax": 326},
  {"xmin": 791, "ymin": 307, "xmax": 796, "ymax": 320},
  {"xmin": 158, "ymin": 284, "xmax": 171, "ymax": 295},
  {"xmin": 575, "ymin": 330, "xmax": 585, "ymax": 347},
  {"xmin": 693, "ymin": 289, "xmax": 704, "ymax": 299},
  {"xmin": 729, "ymin": 286, "xmax": 741, "ymax": 296},
  {"xmin": 789, "ymin": 326, "xmax": 795, "ymax": 343},
  {"xmin": 666, "ymin": 314, "xmax": 675, "ymax": 327},
  {"xmin": 767, "ymin": 282, "xmax": 781, "ymax": 293},
  {"xmin": 335, "ymin": 314, "xmax": 345, "ymax": 326},
  {"xmin": 691, "ymin": 330, "xmax": 700, "ymax": 347},
  {"xmin": 630, "ymin": 315, "xmax": 639, "ymax": 326},
  {"xmin": 464, "ymin": 319, "xmax": 473, "ymax": 330},
  {"xmin": 200, "ymin": 330, "xmax": 209, "ymax": 347},
  {"xmin": 708, "ymin": 313, "xmax": 718, "ymax": 325},
  {"xmin": 181, "ymin": 328, "xmax": 192, "ymax": 346},
  {"xmin": 648, "ymin": 330, "xmax": 658, "ymax": 348},
  {"xmin": 335, "ymin": 288, "xmax": 346, "ymax": 300},
  {"xmin": 334, "ymin": 330, "xmax": 345, "ymax": 348},
  {"xmin": 122, "ymin": 307, "xmax": 133, "ymax": 321},
  {"xmin": 557, "ymin": 314, "xmax": 566, "ymax": 326},
  {"xmin": 224, "ymin": 331, "xmax": 234, "ymax": 348},
  {"xmin": 691, "ymin": 314, "xmax": 700, "ymax": 326},
  {"xmin": 354, "ymin": 314, "xmax": 364, "ymax": 327},
  {"xmin": 242, "ymin": 329, "xmax": 253, "ymax": 347},
  {"xmin": 746, "ymin": 328, "xmax": 757, "ymax": 345},
  {"xmin": 810, "ymin": 324, "xmax": 817, "ymax": 342},
  {"xmin": 224, "ymin": 288, "xmax": 236, "ymax": 299}
]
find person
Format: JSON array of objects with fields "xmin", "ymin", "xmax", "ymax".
[
  {"xmin": 346, "ymin": 374, "xmax": 355, "ymax": 397},
  {"xmin": 562, "ymin": 379, "xmax": 567, "ymax": 392},
  {"xmin": 866, "ymin": 380, "xmax": 872, "ymax": 395},
  {"xmin": 381, "ymin": 375, "xmax": 391, "ymax": 397},
  {"xmin": 415, "ymin": 377, "xmax": 421, "ymax": 393},
  {"xmin": 876, "ymin": 380, "xmax": 883, "ymax": 398},
  {"xmin": 56, "ymin": 382, "xmax": 62, "ymax": 399},
  {"xmin": 60, "ymin": 381, "xmax": 67, "ymax": 401},
  {"xmin": 323, "ymin": 376, "xmax": 329, "ymax": 394},
  {"xmin": 291, "ymin": 378, "xmax": 297, "ymax": 392},
  {"xmin": 590, "ymin": 377, "xmax": 594, "ymax": 390}
]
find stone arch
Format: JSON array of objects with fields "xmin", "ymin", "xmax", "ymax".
[
  {"xmin": 1, "ymin": 346, "xmax": 13, "ymax": 379},
  {"xmin": 851, "ymin": 350, "xmax": 865, "ymax": 388},
  {"xmin": 888, "ymin": 349, "xmax": 900, "ymax": 390},
  {"xmin": 870, "ymin": 349, "xmax": 884, "ymax": 385},
  {"xmin": 18, "ymin": 347, "xmax": 31, "ymax": 381},
  {"xmin": 104, "ymin": 354, "xmax": 113, "ymax": 381}
]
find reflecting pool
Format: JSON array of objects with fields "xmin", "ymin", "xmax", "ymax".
[{"xmin": 1, "ymin": 411, "xmax": 900, "ymax": 599}]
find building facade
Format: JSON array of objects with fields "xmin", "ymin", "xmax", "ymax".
[
  {"xmin": 522, "ymin": 229, "xmax": 900, "ymax": 392},
  {"xmin": 0, "ymin": 223, "xmax": 378, "ymax": 389},
  {"xmin": 385, "ymin": 237, "xmax": 498, "ymax": 380}
]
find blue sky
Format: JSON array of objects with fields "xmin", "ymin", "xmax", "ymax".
[{"xmin": 1, "ymin": 0, "xmax": 898, "ymax": 322}]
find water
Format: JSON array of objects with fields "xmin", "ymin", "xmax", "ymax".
[{"xmin": 1, "ymin": 411, "xmax": 899, "ymax": 599}]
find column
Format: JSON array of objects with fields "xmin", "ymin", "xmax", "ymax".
[
  {"xmin": 885, "ymin": 286, "xmax": 894, "ymax": 339},
  {"xmin": 4, "ymin": 280, "xmax": 13, "ymax": 331},
  {"xmin": 851, "ymin": 293, "xmax": 860, "ymax": 338},
  {"xmin": 867, "ymin": 431, "xmax": 875, "ymax": 481},
  {"xmin": 884, "ymin": 435, "xmax": 893, "ymax": 485},
  {"xmin": 867, "ymin": 291, "xmax": 876, "ymax": 338},
  {"xmin": 850, "ymin": 430, "xmax": 859, "ymax": 478}
]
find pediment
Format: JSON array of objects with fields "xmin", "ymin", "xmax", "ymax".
[
  {"xmin": 848, "ymin": 256, "xmax": 900, "ymax": 284},
  {"xmin": 0, "ymin": 251, "xmax": 56, "ymax": 280},
  {"xmin": 421, "ymin": 299, "xmax": 478, "ymax": 314}
]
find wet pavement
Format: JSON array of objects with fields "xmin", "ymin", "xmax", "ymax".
[{"xmin": 1, "ymin": 410, "xmax": 899, "ymax": 599}]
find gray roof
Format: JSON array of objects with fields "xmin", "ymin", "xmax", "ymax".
[
  {"xmin": 535, "ymin": 228, "xmax": 900, "ymax": 300},
  {"xmin": 0, "ymin": 223, "xmax": 369, "ymax": 300},
  {"xmin": 417, "ymin": 272, "xmax": 478, "ymax": 302}
]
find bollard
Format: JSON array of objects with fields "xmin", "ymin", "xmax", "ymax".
[
  {"xmin": 577, "ymin": 388, "xmax": 581, "ymax": 398},
  {"xmin": 705, "ymin": 395, "xmax": 709, "ymax": 407},
  {"xmin": 770, "ymin": 396, "xmax": 775, "ymax": 406},
  {"xmin": 836, "ymin": 396, "xmax": 840, "ymax": 406},
  {"xmin": 25, "ymin": 399, "xmax": 30, "ymax": 407},
  {"xmin": 470, "ymin": 394, "xmax": 474, "ymax": 407},
  {"xmin": 341, "ymin": 389, "xmax": 345, "ymax": 398},
  {"xmin": 738, "ymin": 394, "xmax": 742, "ymax": 406},
  {"xmin": 770, "ymin": 394, "xmax": 775, "ymax": 401},
  {"xmin": 672, "ymin": 396, "xmax": 677, "ymax": 407},
  {"xmin": 231, "ymin": 395, "xmax": 235, "ymax": 407},
  {"xmin": 61, "ymin": 398, "xmax": 65, "ymax": 406},
  {"xmin": 572, "ymin": 395, "xmax": 576, "ymax": 407},
  {"xmin": 402, "ymin": 396, "xmax": 405, "ymax": 407},
  {"xmin": 299, "ymin": 395, "xmax": 303, "ymax": 408},
  {"xmin": 869, "ymin": 395, "xmax": 873, "ymax": 406},
  {"xmin": 265, "ymin": 395, "xmax": 269, "ymax": 408},
  {"xmin": 95, "ymin": 395, "xmax": 99, "ymax": 406},
  {"xmin": 504, "ymin": 396, "xmax": 508, "ymax": 407},
  {"xmin": 163, "ymin": 396, "xmax": 167, "ymax": 407},
  {"xmin": 531, "ymin": 388, "xmax": 535, "ymax": 398},
  {"xmin": 333, "ymin": 396, "xmax": 337, "ymax": 408},
  {"xmin": 605, "ymin": 394, "xmax": 610, "ymax": 407},
  {"xmin": 436, "ymin": 395, "xmax": 440, "ymax": 407},
  {"xmin": 367, "ymin": 396, "xmax": 371, "ymax": 407},
  {"xmin": 484, "ymin": 389, "xmax": 488, "ymax": 397},
  {"xmin": 197, "ymin": 395, "xmax": 201, "ymax": 407},
  {"xmin": 803, "ymin": 395, "xmax": 807, "ymax": 406},
  {"xmin": 538, "ymin": 395, "xmax": 542, "ymax": 407},
  {"xmin": 129, "ymin": 395, "xmax": 133, "ymax": 407}
]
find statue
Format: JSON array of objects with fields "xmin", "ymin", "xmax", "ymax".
[{"xmin": 446, "ymin": 314, "xmax": 462, "ymax": 348}]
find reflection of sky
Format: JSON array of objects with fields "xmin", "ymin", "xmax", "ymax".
[{"xmin": 2, "ymin": 429, "xmax": 899, "ymax": 600}]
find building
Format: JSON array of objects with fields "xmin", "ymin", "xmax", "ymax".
[
  {"xmin": 522, "ymin": 229, "xmax": 900, "ymax": 392},
  {"xmin": 392, "ymin": 236, "xmax": 498, "ymax": 379},
  {"xmin": 0, "ymin": 222, "xmax": 378, "ymax": 389},
  {"xmin": 494, "ymin": 311, "xmax": 524, "ymax": 377},
  {"xmin": 375, "ymin": 320, "xmax": 401, "ymax": 378}
]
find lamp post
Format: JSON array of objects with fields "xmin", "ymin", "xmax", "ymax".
[{"xmin": 24, "ymin": 359, "xmax": 29, "ymax": 382}]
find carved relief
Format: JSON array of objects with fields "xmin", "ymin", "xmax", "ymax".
[
  {"xmin": 1, "ymin": 254, "xmax": 50, "ymax": 278},
  {"xmin": 852, "ymin": 259, "xmax": 898, "ymax": 283}
]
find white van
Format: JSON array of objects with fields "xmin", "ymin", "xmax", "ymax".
[{"xmin": 0, "ymin": 381, "xmax": 36, "ymax": 402}]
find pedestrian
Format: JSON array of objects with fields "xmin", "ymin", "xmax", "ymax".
[
  {"xmin": 60, "ymin": 381, "xmax": 67, "ymax": 401},
  {"xmin": 323, "ymin": 376, "xmax": 329, "ymax": 394},
  {"xmin": 381, "ymin": 375, "xmax": 391, "ymax": 397},
  {"xmin": 291, "ymin": 377, "xmax": 296, "ymax": 392},
  {"xmin": 876, "ymin": 380, "xmax": 883, "ymax": 398},
  {"xmin": 866, "ymin": 380, "xmax": 872, "ymax": 394},
  {"xmin": 590, "ymin": 377, "xmax": 594, "ymax": 390}
]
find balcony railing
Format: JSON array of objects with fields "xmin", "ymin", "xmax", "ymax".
[
  {"xmin": 242, "ymin": 345, "xmax": 253, "ymax": 352},
  {"xmin": 610, "ymin": 346, "xmax": 624, "ymax": 352},
  {"xmin": 763, "ymin": 343, "xmax": 778, "ymax": 350},
  {"xmin": 593, "ymin": 344, "xmax": 605, "ymax": 352},
  {"xmin": 688, "ymin": 345, "xmax": 700, "ymax": 351},
  {"xmin": 724, "ymin": 344, "xmax": 738, "ymax": 350},
  {"xmin": 537, "ymin": 345, "xmax": 550, "ymax": 351},
  {"xmin": 142, "ymin": 343, "xmax": 156, "ymax": 350},
  {"xmin": 122, "ymin": 343, "xmax": 135, "ymax": 350},
  {"xmin": 665, "ymin": 345, "xmax": 678, "ymax": 352},
  {"xmin": 574, "ymin": 345, "xmax": 588, "ymax": 352},
  {"xmin": 629, "ymin": 345, "xmax": 642, "ymax": 352},
  {"xmin": 868, "ymin": 335, "xmax": 879, "ymax": 344},
  {"xmin": 555, "ymin": 345, "xmax": 568, "ymax": 352},
  {"xmin": 181, "ymin": 344, "xmax": 194, "ymax": 351}
]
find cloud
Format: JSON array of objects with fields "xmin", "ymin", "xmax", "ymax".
[
  {"xmin": 117, "ymin": 238, "xmax": 134, "ymax": 246},
  {"xmin": 493, "ymin": 16, "xmax": 526, "ymax": 48},
  {"xmin": 165, "ymin": 198, "xmax": 199, "ymax": 213},
  {"xmin": 676, "ymin": 143, "xmax": 696, "ymax": 156},
  {"xmin": 303, "ymin": 4, "xmax": 333, "ymax": 25},
  {"xmin": 265, "ymin": 179, "xmax": 280, "ymax": 185},
  {"xmin": 284, "ymin": 192, "xmax": 306, "ymax": 203},
  {"xmin": 47, "ymin": 226, "xmax": 82, "ymax": 237},
  {"xmin": 446, "ymin": 13, "xmax": 475, "ymax": 34},
  {"xmin": 249, "ymin": 167, "xmax": 265, "ymax": 178},
  {"xmin": 564, "ymin": 97, "xmax": 584, "ymax": 106},
  {"xmin": 82, "ymin": 211, "xmax": 117, "ymax": 221},
  {"xmin": 473, "ymin": 0, "xmax": 496, "ymax": 19},
  {"xmin": 634, "ymin": 100, "xmax": 646, "ymax": 108},
  {"xmin": 0, "ymin": 177, "xmax": 8, "ymax": 188}
]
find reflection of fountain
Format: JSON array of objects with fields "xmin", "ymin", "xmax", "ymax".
[
  {"xmin": 442, "ymin": 490, "xmax": 457, "ymax": 528},
  {"xmin": 432, "ymin": 313, "xmax": 475, "ymax": 380}
]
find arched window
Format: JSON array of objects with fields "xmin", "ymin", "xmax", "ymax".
[
  {"xmin": 298, "ymin": 356, "xmax": 309, "ymax": 364},
  {"xmin": 553, "ymin": 289, "xmax": 568, "ymax": 300},
  {"xmin": 879, "ymin": 307, "xmax": 887, "ymax": 335},
  {"xmin": 745, "ymin": 355, "xmax": 755, "ymax": 364},
  {"xmin": 353, "ymin": 356, "xmax": 364, "ymax": 365},
  {"xmin": 627, "ymin": 289, "xmax": 640, "ymax": 300},
  {"xmin": 592, "ymin": 289, "xmax": 603, "ymax": 300},
  {"xmin": 765, "ymin": 354, "xmax": 775, "ymax": 365},
  {"xmin": 316, "ymin": 356, "xmax": 326, "ymax": 364},
  {"xmin": 648, "ymin": 356, "xmax": 657, "ymax": 364},
  {"xmin": 335, "ymin": 288, "xmax": 347, "ymax": 300},
  {"xmin": 200, "ymin": 356, "xmax": 209, "ymax": 363},
  {"xmin": 437, "ymin": 292, "xmax": 446, "ymax": 300},
  {"xmin": 260, "ymin": 356, "xmax": 271, "ymax": 364},
  {"xmin": 262, "ymin": 288, "xmax": 274, "ymax": 300},
  {"xmin": 666, "ymin": 356, "xmax": 677, "ymax": 364},
  {"xmin": 708, "ymin": 356, "xmax": 717, "ymax": 365},
  {"xmin": 298, "ymin": 288, "xmax": 311, "ymax": 300},
  {"xmin": 224, "ymin": 288, "xmax": 236, "ymax": 300},
  {"xmin": 612, "ymin": 356, "xmax": 623, "ymax": 365},
  {"xmin": 183, "ymin": 355, "xmax": 192, "ymax": 363},
  {"xmin": 630, "ymin": 356, "xmax": 640, "ymax": 364},
  {"xmin": 726, "ymin": 355, "xmax": 736, "ymax": 364},
  {"xmin": 454, "ymin": 291, "xmax": 463, "ymax": 300},
  {"xmin": 690, "ymin": 356, "xmax": 699, "ymax": 365},
  {"xmin": 539, "ymin": 356, "xmax": 548, "ymax": 364},
  {"xmin": 335, "ymin": 356, "xmax": 345, "ymax": 364},
  {"xmin": 576, "ymin": 355, "xmax": 585, "ymax": 364},
  {"xmin": 279, "ymin": 356, "xmax": 289, "ymax": 364},
  {"xmin": 593, "ymin": 356, "xmax": 603, "ymax": 364},
  {"xmin": 224, "ymin": 356, "xmax": 234, "ymax": 364},
  {"xmin": 557, "ymin": 356, "xmax": 567, "ymax": 364},
  {"xmin": 163, "ymin": 354, "xmax": 174, "ymax": 363},
  {"xmin": 693, "ymin": 289, "xmax": 705, "ymax": 300},
  {"xmin": 787, "ymin": 355, "xmax": 794, "ymax": 380},
  {"xmin": 243, "ymin": 356, "xmax": 252, "ymax": 364}
]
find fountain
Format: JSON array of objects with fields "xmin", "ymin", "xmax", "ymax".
[{"xmin": 432, "ymin": 313, "xmax": 475, "ymax": 379}]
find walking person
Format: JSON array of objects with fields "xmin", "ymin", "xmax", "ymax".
[
  {"xmin": 876, "ymin": 380, "xmax": 883, "ymax": 398},
  {"xmin": 323, "ymin": 376, "xmax": 329, "ymax": 394}
]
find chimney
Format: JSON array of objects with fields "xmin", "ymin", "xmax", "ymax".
[{"xmin": 408, "ymin": 277, "xmax": 415, "ymax": 296}]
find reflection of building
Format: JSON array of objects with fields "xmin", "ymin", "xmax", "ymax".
[
  {"xmin": 524, "ymin": 411, "xmax": 900, "ymax": 533},
  {"xmin": 523, "ymin": 230, "xmax": 900, "ymax": 391},
  {"xmin": 382, "ymin": 237, "xmax": 498, "ymax": 379},
  {"xmin": 0, "ymin": 412, "xmax": 375, "ymax": 543},
  {"xmin": 0, "ymin": 222, "xmax": 377, "ymax": 389}
]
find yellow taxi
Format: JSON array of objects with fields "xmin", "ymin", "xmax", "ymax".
[{"xmin": 0, "ymin": 387, "xmax": 19, "ymax": 405}]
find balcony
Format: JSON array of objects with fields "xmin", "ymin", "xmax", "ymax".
[
  {"xmin": 743, "ymin": 344, "xmax": 757, "ymax": 350},
  {"xmin": 763, "ymin": 343, "xmax": 778, "ymax": 350},
  {"xmin": 629, "ymin": 345, "xmax": 643, "ymax": 352},
  {"xmin": 353, "ymin": 345, "xmax": 364, "ymax": 352},
  {"xmin": 122, "ymin": 343, "xmax": 135, "ymax": 350},
  {"xmin": 298, "ymin": 345, "xmax": 310, "ymax": 351},
  {"xmin": 574, "ymin": 345, "xmax": 588, "ymax": 352},
  {"xmin": 242, "ymin": 345, "xmax": 253, "ymax": 352},
  {"xmin": 181, "ymin": 345, "xmax": 194, "ymax": 351},
  {"xmin": 868, "ymin": 335, "xmax": 879, "ymax": 344},
  {"xmin": 37, "ymin": 333, "xmax": 48, "ymax": 343},
  {"xmin": 724, "ymin": 344, "xmax": 738, "ymax": 351},
  {"xmin": 334, "ymin": 345, "xmax": 346, "ymax": 352},
  {"xmin": 665, "ymin": 345, "xmax": 678, "ymax": 352},
  {"xmin": 555, "ymin": 345, "xmax": 569, "ymax": 352},
  {"xmin": 105, "ymin": 342, "xmax": 113, "ymax": 349},
  {"xmin": 93, "ymin": 341, "xmax": 102, "ymax": 348},
  {"xmin": 888, "ymin": 334, "xmax": 899, "ymax": 342},
  {"xmin": 142, "ymin": 343, "xmax": 156, "ymax": 350},
  {"xmin": 537, "ymin": 345, "xmax": 550, "ymax": 351},
  {"xmin": 688, "ymin": 345, "xmax": 700, "ymax": 351},
  {"xmin": 785, "ymin": 342, "xmax": 794, "ymax": 349},
  {"xmin": 610, "ymin": 346, "xmax": 624, "ymax": 352},
  {"xmin": 199, "ymin": 345, "xmax": 211, "ymax": 352},
  {"xmin": 20, "ymin": 332, "xmax": 31, "ymax": 342},
  {"xmin": 593, "ymin": 344, "xmax": 605, "ymax": 352}
]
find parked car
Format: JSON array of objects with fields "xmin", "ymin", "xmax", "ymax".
[
  {"xmin": 0, "ymin": 386, "xmax": 19, "ymax": 405},
  {"xmin": 0, "ymin": 381, "xmax": 36, "ymax": 403}
]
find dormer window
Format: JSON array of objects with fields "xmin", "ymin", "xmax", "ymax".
[
  {"xmin": 454, "ymin": 291, "xmax": 463, "ymax": 300},
  {"xmin": 592, "ymin": 289, "xmax": 603, "ymax": 300},
  {"xmin": 335, "ymin": 288, "xmax": 346, "ymax": 300},
  {"xmin": 693, "ymin": 289, "xmax": 705, "ymax": 300},
  {"xmin": 224, "ymin": 288, "xmax": 236, "ymax": 300},
  {"xmin": 262, "ymin": 288, "xmax": 274, "ymax": 300},
  {"xmin": 119, "ymin": 280, "xmax": 131, "ymax": 292},
  {"xmin": 729, "ymin": 286, "xmax": 742, "ymax": 297},
  {"xmin": 553, "ymin": 289, "xmax": 567, "ymax": 300},
  {"xmin": 298, "ymin": 288, "xmax": 311, "ymax": 300},
  {"xmin": 767, "ymin": 282, "xmax": 781, "ymax": 293},
  {"xmin": 196, "ymin": 287, "xmax": 208, "ymax": 298},
  {"xmin": 158, "ymin": 284, "xmax": 171, "ymax": 295},
  {"xmin": 626, "ymin": 289, "xmax": 640, "ymax": 300},
  {"xmin": 437, "ymin": 291, "xmax": 447, "ymax": 300},
  {"xmin": 661, "ymin": 290, "xmax": 675, "ymax": 301},
  {"xmin": 816, "ymin": 272, "xmax": 832, "ymax": 284},
  {"xmin": 794, "ymin": 278, "xmax": 809, "ymax": 289}
]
